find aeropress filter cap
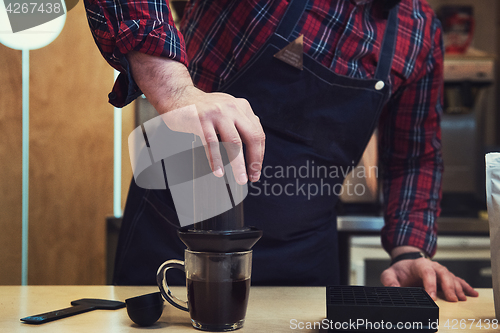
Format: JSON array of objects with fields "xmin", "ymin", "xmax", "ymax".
[{"xmin": 178, "ymin": 225, "xmax": 262, "ymax": 252}]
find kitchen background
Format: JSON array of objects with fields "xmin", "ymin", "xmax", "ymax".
[{"xmin": 0, "ymin": 0, "xmax": 498, "ymax": 285}]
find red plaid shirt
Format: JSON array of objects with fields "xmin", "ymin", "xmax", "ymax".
[{"xmin": 84, "ymin": 0, "xmax": 444, "ymax": 257}]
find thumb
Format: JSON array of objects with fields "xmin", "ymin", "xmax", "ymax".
[{"xmin": 380, "ymin": 268, "xmax": 401, "ymax": 287}]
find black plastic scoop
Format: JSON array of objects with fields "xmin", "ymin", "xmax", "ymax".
[
  {"xmin": 20, "ymin": 298, "xmax": 125, "ymax": 324},
  {"xmin": 126, "ymin": 292, "xmax": 164, "ymax": 326}
]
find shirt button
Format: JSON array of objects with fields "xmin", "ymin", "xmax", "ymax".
[{"xmin": 375, "ymin": 81, "xmax": 385, "ymax": 90}]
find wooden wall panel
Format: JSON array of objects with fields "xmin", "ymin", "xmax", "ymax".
[
  {"xmin": 0, "ymin": 1, "xmax": 136, "ymax": 285},
  {"xmin": 0, "ymin": 47, "xmax": 22, "ymax": 285},
  {"xmin": 27, "ymin": 2, "xmax": 114, "ymax": 285},
  {"xmin": 0, "ymin": 0, "xmax": 136, "ymax": 286}
]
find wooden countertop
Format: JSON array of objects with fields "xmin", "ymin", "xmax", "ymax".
[{"xmin": 1, "ymin": 286, "xmax": 497, "ymax": 332}]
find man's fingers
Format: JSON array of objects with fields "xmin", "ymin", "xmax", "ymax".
[
  {"xmin": 454, "ymin": 278, "xmax": 467, "ymax": 301},
  {"xmin": 200, "ymin": 124, "xmax": 224, "ymax": 177},
  {"xmin": 416, "ymin": 260, "xmax": 438, "ymax": 300},
  {"xmin": 458, "ymin": 277, "xmax": 479, "ymax": 297},
  {"xmin": 380, "ymin": 268, "xmax": 401, "ymax": 287},
  {"xmin": 217, "ymin": 123, "xmax": 247, "ymax": 185},
  {"xmin": 434, "ymin": 264, "xmax": 458, "ymax": 302},
  {"xmin": 195, "ymin": 97, "xmax": 264, "ymax": 185},
  {"xmin": 433, "ymin": 265, "xmax": 477, "ymax": 301},
  {"xmin": 234, "ymin": 98, "xmax": 265, "ymax": 182},
  {"xmin": 384, "ymin": 256, "xmax": 478, "ymax": 303},
  {"xmin": 235, "ymin": 119, "xmax": 265, "ymax": 183}
]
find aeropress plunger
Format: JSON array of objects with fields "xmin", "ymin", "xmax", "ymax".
[{"xmin": 177, "ymin": 136, "xmax": 262, "ymax": 252}]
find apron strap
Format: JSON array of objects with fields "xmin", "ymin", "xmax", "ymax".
[
  {"xmin": 275, "ymin": 0, "xmax": 309, "ymax": 40},
  {"xmin": 374, "ymin": 4, "xmax": 400, "ymax": 81}
]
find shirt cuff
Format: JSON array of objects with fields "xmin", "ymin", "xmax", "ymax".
[
  {"xmin": 381, "ymin": 220, "xmax": 438, "ymax": 258},
  {"xmin": 106, "ymin": 19, "xmax": 187, "ymax": 107},
  {"xmin": 107, "ymin": 57, "xmax": 144, "ymax": 108}
]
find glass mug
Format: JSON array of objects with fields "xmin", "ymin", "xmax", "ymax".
[{"xmin": 157, "ymin": 250, "xmax": 252, "ymax": 331}]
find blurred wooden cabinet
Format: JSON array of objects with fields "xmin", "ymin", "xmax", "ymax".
[{"xmin": 0, "ymin": 3, "xmax": 133, "ymax": 284}]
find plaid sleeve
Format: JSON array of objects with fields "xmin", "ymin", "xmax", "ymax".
[
  {"xmin": 378, "ymin": 15, "xmax": 444, "ymax": 258},
  {"xmin": 84, "ymin": 0, "xmax": 188, "ymax": 107}
]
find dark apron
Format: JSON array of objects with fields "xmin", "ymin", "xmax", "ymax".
[{"xmin": 113, "ymin": 0, "xmax": 399, "ymax": 286}]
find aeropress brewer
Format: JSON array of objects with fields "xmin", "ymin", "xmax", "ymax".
[
  {"xmin": 127, "ymin": 133, "xmax": 262, "ymax": 331},
  {"xmin": 177, "ymin": 135, "xmax": 263, "ymax": 252}
]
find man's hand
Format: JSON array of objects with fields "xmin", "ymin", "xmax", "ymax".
[
  {"xmin": 380, "ymin": 246, "xmax": 479, "ymax": 302},
  {"xmin": 127, "ymin": 51, "xmax": 265, "ymax": 185}
]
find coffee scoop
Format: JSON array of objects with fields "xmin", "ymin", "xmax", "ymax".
[{"xmin": 125, "ymin": 292, "xmax": 164, "ymax": 326}]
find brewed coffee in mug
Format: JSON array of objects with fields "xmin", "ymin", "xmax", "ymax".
[{"xmin": 157, "ymin": 250, "xmax": 252, "ymax": 331}]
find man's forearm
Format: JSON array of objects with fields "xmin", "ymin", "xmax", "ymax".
[{"xmin": 127, "ymin": 51, "xmax": 194, "ymax": 114}]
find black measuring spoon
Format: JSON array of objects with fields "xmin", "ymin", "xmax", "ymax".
[{"xmin": 21, "ymin": 298, "xmax": 125, "ymax": 324}]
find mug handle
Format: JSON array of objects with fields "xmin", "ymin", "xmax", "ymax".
[{"xmin": 156, "ymin": 260, "xmax": 189, "ymax": 312}]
